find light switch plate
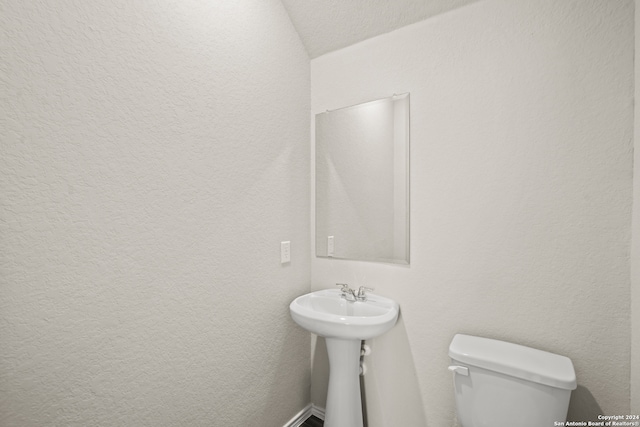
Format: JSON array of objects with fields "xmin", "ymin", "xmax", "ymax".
[{"xmin": 281, "ymin": 241, "xmax": 291, "ymax": 264}]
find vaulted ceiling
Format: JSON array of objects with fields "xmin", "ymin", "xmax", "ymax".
[{"xmin": 280, "ymin": 0, "xmax": 481, "ymax": 58}]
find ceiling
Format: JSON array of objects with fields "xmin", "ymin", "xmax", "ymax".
[{"xmin": 280, "ymin": 0, "xmax": 481, "ymax": 58}]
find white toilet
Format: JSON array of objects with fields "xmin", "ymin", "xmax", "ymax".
[{"xmin": 448, "ymin": 334, "xmax": 577, "ymax": 427}]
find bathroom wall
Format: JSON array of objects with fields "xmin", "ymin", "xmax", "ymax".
[
  {"xmin": 0, "ymin": 1, "xmax": 311, "ymax": 426},
  {"xmin": 633, "ymin": 0, "xmax": 640, "ymax": 413},
  {"xmin": 311, "ymin": 0, "xmax": 633, "ymax": 424}
]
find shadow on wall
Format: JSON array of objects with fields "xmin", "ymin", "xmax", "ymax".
[
  {"xmin": 311, "ymin": 336, "xmax": 329, "ymax": 410},
  {"xmin": 311, "ymin": 313, "xmax": 428, "ymax": 427},
  {"xmin": 258, "ymin": 316, "xmax": 312, "ymax": 427},
  {"xmin": 567, "ymin": 385, "xmax": 603, "ymax": 422},
  {"xmin": 362, "ymin": 313, "xmax": 428, "ymax": 427}
]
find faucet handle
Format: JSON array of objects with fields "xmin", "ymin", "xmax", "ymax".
[
  {"xmin": 357, "ymin": 286, "xmax": 374, "ymax": 299},
  {"xmin": 336, "ymin": 283, "xmax": 351, "ymax": 292}
]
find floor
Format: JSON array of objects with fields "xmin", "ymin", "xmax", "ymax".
[{"xmin": 301, "ymin": 415, "xmax": 324, "ymax": 427}]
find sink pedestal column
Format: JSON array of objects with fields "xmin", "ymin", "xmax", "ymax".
[{"xmin": 324, "ymin": 338, "xmax": 363, "ymax": 427}]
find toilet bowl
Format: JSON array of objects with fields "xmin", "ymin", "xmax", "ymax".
[{"xmin": 448, "ymin": 334, "xmax": 576, "ymax": 427}]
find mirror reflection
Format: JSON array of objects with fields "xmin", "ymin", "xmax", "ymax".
[{"xmin": 315, "ymin": 93, "xmax": 410, "ymax": 264}]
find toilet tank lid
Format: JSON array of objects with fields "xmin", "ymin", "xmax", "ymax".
[{"xmin": 448, "ymin": 334, "xmax": 577, "ymax": 390}]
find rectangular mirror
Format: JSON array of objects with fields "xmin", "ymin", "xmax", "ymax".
[{"xmin": 315, "ymin": 93, "xmax": 410, "ymax": 264}]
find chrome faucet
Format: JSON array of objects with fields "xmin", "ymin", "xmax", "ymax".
[
  {"xmin": 336, "ymin": 283, "xmax": 375, "ymax": 302},
  {"xmin": 356, "ymin": 286, "xmax": 374, "ymax": 301},
  {"xmin": 336, "ymin": 283, "xmax": 357, "ymax": 301}
]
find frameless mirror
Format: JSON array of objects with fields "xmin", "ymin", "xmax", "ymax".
[{"xmin": 315, "ymin": 93, "xmax": 410, "ymax": 264}]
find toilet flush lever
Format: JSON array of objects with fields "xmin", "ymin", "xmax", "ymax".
[{"xmin": 448, "ymin": 365, "xmax": 469, "ymax": 376}]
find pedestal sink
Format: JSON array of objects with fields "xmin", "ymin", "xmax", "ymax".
[{"xmin": 289, "ymin": 288, "xmax": 399, "ymax": 427}]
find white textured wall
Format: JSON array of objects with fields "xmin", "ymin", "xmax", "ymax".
[
  {"xmin": 633, "ymin": 0, "xmax": 640, "ymax": 413},
  {"xmin": 0, "ymin": 1, "xmax": 311, "ymax": 426},
  {"xmin": 311, "ymin": 0, "xmax": 633, "ymax": 424}
]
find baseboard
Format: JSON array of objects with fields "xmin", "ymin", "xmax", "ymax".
[
  {"xmin": 283, "ymin": 404, "xmax": 326, "ymax": 427},
  {"xmin": 311, "ymin": 404, "xmax": 325, "ymax": 420},
  {"xmin": 283, "ymin": 404, "xmax": 312, "ymax": 427}
]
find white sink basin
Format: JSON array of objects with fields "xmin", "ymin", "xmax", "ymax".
[{"xmin": 289, "ymin": 289, "xmax": 399, "ymax": 340}]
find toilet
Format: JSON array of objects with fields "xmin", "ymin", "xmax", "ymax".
[{"xmin": 448, "ymin": 334, "xmax": 576, "ymax": 427}]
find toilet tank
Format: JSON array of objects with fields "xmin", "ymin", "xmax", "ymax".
[{"xmin": 448, "ymin": 334, "xmax": 577, "ymax": 427}]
